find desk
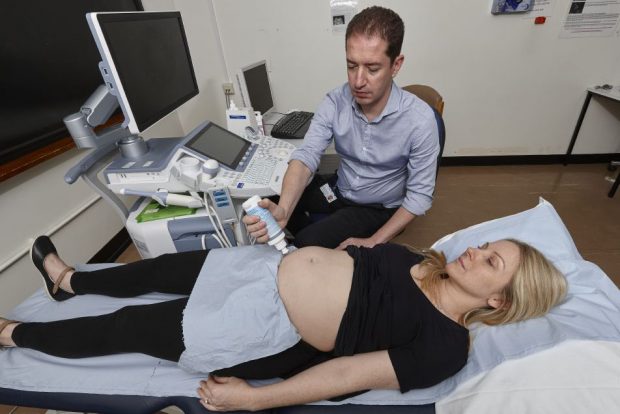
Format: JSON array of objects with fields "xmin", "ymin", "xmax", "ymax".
[{"xmin": 565, "ymin": 86, "xmax": 620, "ymax": 197}]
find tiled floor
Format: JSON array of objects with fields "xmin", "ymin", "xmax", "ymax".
[{"xmin": 4, "ymin": 163, "xmax": 619, "ymax": 414}]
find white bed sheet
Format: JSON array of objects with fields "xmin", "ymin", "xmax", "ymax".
[{"xmin": 437, "ymin": 340, "xmax": 620, "ymax": 414}]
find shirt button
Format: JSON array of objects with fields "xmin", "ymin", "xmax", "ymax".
[{"xmin": 362, "ymin": 147, "xmax": 367, "ymax": 151}]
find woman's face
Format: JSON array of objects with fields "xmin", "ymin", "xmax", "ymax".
[{"xmin": 445, "ymin": 240, "xmax": 520, "ymax": 307}]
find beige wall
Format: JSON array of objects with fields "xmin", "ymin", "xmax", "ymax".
[{"xmin": 214, "ymin": 0, "xmax": 620, "ymax": 155}]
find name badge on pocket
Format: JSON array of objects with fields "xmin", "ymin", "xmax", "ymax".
[{"xmin": 320, "ymin": 183, "xmax": 337, "ymax": 203}]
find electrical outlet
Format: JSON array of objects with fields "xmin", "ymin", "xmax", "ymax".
[{"xmin": 222, "ymin": 82, "xmax": 234, "ymax": 95}]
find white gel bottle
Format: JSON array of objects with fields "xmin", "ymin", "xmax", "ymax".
[{"xmin": 242, "ymin": 195, "xmax": 289, "ymax": 254}]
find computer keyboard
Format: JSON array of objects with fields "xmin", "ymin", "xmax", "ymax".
[{"xmin": 270, "ymin": 111, "xmax": 314, "ymax": 139}]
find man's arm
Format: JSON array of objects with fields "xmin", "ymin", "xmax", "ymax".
[
  {"xmin": 243, "ymin": 93, "xmax": 337, "ymax": 242},
  {"xmin": 198, "ymin": 351, "xmax": 399, "ymax": 412},
  {"xmin": 337, "ymin": 206, "xmax": 416, "ymax": 250},
  {"xmin": 277, "ymin": 160, "xmax": 314, "ymax": 225},
  {"xmin": 242, "ymin": 160, "xmax": 312, "ymax": 243}
]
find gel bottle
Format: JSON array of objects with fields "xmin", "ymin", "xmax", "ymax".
[{"xmin": 242, "ymin": 195, "xmax": 289, "ymax": 254}]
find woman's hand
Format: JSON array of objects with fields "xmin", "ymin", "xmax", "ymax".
[
  {"xmin": 197, "ymin": 375, "xmax": 257, "ymax": 412},
  {"xmin": 198, "ymin": 352, "xmax": 398, "ymax": 411}
]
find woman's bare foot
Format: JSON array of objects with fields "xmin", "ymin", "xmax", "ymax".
[
  {"xmin": 0, "ymin": 318, "xmax": 18, "ymax": 348},
  {"xmin": 43, "ymin": 254, "xmax": 75, "ymax": 294}
]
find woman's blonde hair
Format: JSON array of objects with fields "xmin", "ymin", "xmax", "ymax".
[{"xmin": 411, "ymin": 239, "xmax": 567, "ymax": 327}]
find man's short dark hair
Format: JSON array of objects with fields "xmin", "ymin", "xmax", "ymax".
[{"xmin": 345, "ymin": 6, "xmax": 404, "ymax": 63}]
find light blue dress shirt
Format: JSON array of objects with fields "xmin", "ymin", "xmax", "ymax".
[{"xmin": 289, "ymin": 82, "xmax": 440, "ymax": 215}]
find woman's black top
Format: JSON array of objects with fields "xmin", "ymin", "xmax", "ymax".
[
  {"xmin": 214, "ymin": 243, "xmax": 469, "ymax": 394},
  {"xmin": 338, "ymin": 243, "xmax": 469, "ymax": 392}
]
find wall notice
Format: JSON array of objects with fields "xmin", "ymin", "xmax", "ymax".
[
  {"xmin": 330, "ymin": 0, "xmax": 358, "ymax": 34},
  {"xmin": 560, "ymin": 0, "xmax": 620, "ymax": 37},
  {"xmin": 522, "ymin": 0, "xmax": 556, "ymax": 19}
]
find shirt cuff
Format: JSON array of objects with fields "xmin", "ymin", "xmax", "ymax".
[
  {"xmin": 401, "ymin": 195, "xmax": 432, "ymax": 216},
  {"xmin": 289, "ymin": 150, "xmax": 319, "ymax": 173}
]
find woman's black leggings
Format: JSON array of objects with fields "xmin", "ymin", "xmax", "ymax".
[
  {"xmin": 12, "ymin": 250, "xmax": 208, "ymax": 361},
  {"xmin": 12, "ymin": 249, "xmax": 322, "ymax": 379}
]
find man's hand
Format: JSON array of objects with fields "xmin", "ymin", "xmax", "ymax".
[
  {"xmin": 336, "ymin": 208, "xmax": 417, "ymax": 250},
  {"xmin": 337, "ymin": 237, "xmax": 378, "ymax": 250},
  {"xmin": 241, "ymin": 198, "xmax": 288, "ymax": 243},
  {"xmin": 197, "ymin": 375, "xmax": 257, "ymax": 412}
]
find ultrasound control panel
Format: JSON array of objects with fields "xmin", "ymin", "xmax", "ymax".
[{"xmin": 104, "ymin": 121, "xmax": 296, "ymax": 197}]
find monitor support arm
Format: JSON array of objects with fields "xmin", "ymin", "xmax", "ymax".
[
  {"xmin": 63, "ymin": 84, "xmax": 147, "ymax": 158},
  {"xmin": 64, "ymin": 84, "xmax": 119, "ymax": 148},
  {"xmin": 63, "ymin": 84, "xmax": 149, "ymax": 222}
]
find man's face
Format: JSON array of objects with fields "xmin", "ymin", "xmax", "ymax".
[{"xmin": 345, "ymin": 33, "xmax": 403, "ymax": 118}]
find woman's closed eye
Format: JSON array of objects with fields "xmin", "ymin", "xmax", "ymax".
[{"xmin": 478, "ymin": 242, "xmax": 495, "ymax": 267}]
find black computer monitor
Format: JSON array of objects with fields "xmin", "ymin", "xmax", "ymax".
[
  {"xmin": 237, "ymin": 60, "xmax": 275, "ymax": 116},
  {"xmin": 87, "ymin": 11, "xmax": 199, "ymax": 134}
]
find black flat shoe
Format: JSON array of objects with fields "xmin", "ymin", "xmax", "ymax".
[{"xmin": 30, "ymin": 235, "xmax": 74, "ymax": 301}]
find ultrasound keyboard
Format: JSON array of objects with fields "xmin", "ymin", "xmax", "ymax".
[{"xmin": 231, "ymin": 136, "xmax": 296, "ymax": 197}]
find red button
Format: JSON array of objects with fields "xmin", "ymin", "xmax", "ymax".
[{"xmin": 534, "ymin": 16, "xmax": 546, "ymax": 24}]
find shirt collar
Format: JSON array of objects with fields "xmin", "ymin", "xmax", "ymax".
[{"xmin": 349, "ymin": 81, "xmax": 401, "ymax": 123}]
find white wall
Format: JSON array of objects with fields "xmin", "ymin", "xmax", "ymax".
[
  {"xmin": 172, "ymin": 0, "xmax": 229, "ymax": 131},
  {"xmin": 214, "ymin": 0, "xmax": 620, "ymax": 155},
  {"xmin": 0, "ymin": 0, "xmax": 228, "ymax": 314}
]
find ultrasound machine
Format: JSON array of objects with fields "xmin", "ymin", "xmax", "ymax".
[{"xmin": 63, "ymin": 11, "xmax": 296, "ymax": 258}]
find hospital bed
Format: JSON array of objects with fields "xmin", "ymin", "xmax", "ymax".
[{"xmin": 1, "ymin": 199, "xmax": 619, "ymax": 413}]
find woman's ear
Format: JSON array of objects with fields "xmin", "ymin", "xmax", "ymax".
[{"xmin": 487, "ymin": 295, "xmax": 509, "ymax": 309}]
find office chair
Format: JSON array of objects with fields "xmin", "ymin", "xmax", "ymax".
[
  {"xmin": 403, "ymin": 84, "xmax": 445, "ymax": 116},
  {"xmin": 403, "ymin": 84, "xmax": 446, "ymax": 176}
]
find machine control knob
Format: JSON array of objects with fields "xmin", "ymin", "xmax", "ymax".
[{"xmin": 202, "ymin": 159, "xmax": 220, "ymax": 179}]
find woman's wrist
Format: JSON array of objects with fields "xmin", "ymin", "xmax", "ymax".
[{"xmin": 247, "ymin": 386, "xmax": 267, "ymax": 412}]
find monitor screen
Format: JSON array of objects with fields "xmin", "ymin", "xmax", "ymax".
[
  {"xmin": 185, "ymin": 123, "xmax": 250, "ymax": 169},
  {"xmin": 87, "ymin": 11, "xmax": 199, "ymax": 134},
  {"xmin": 239, "ymin": 60, "xmax": 274, "ymax": 115}
]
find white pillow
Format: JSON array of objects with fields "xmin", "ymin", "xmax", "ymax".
[
  {"xmin": 431, "ymin": 197, "xmax": 581, "ymax": 262},
  {"xmin": 437, "ymin": 340, "xmax": 620, "ymax": 414}
]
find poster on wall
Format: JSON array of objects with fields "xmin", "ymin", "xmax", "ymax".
[
  {"xmin": 330, "ymin": 0, "xmax": 358, "ymax": 33},
  {"xmin": 560, "ymin": 0, "xmax": 620, "ymax": 37},
  {"xmin": 491, "ymin": 0, "xmax": 535, "ymax": 14}
]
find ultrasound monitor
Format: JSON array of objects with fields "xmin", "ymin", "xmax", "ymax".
[
  {"xmin": 86, "ymin": 11, "xmax": 199, "ymax": 134},
  {"xmin": 237, "ymin": 60, "xmax": 275, "ymax": 116},
  {"xmin": 185, "ymin": 123, "xmax": 250, "ymax": 170}
]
